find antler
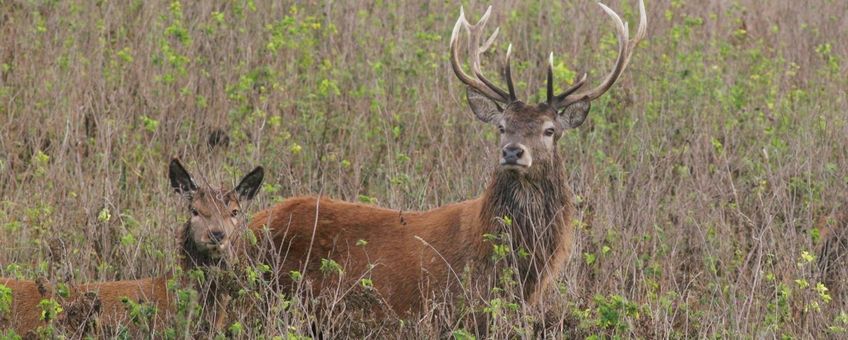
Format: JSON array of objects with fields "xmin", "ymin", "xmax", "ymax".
[
  {"xmin": 547, "ymin": 53, "xmax": 588, "ymax": 105},
  {"xmin": 450, "ymin": 6, "xmax": 516, "ymax": 103},
  {"xmin": 552, "ymin": 0, "xmax": 647, "ymax": 107}
]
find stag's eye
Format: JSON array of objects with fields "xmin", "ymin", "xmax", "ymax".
[
  {"xmin": 544, "ymin": 128, "xmax": 555, "ymax": 137},
  {"xmin": 190, "ymin": 208, "xmax": 199, "ymax": 216},
  {"xmin": 230, "ymin": 209, "xmax": 239, "ymax": 217},
  {"xmin": 498, "ymin": 125, "xmax": 505, "ymax": 134}
]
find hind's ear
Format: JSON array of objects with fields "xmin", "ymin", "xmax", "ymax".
[
  {"xmin": 235, "ymin": 166, "xmax": 264, "ymax": 201},
  {"xmin": 169, "ymin": 158, "xmax": 197, "ymax": 194}
]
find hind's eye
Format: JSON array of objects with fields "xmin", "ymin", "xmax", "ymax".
[
  {"xmin": 544, "ymin": 128, "xmax": 555, "ymax": 137},
  {"xmin": 190, "ymin": 208, "xmax": 199, "ymax": 216},
  {"xmin": 498, "ymin": 125, "xmax": 505, "ymax": 134},
  {"xmin": 231, "ymin": 209, "xmax": 239, "ymax": 217}
]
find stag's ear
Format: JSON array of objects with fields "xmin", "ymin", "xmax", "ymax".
[
  {"xmin": 169, "ymin": 158, "xmax": 197, "ymax": 194},
  {"xmin": 466, "ymin": 87, "xmax": 503, "ymax": 124},
  {"xmin": 556, "ymin": 97, "xmax": 591, "ymax": 129},
  {"xmin": 234, "ymin": 166, "xmax": 264, "ymax": 201}
]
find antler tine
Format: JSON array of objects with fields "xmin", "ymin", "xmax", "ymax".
[
  {"xmin": 547, "ymin": 53, "xmax": 554, "ymax": 105},
  {"xmin": 450, "ymin": 7, "xmax": 506, "ymax": 102},
  {"xmin": 624, "ymin": 0, "xmax": 648, "ymax": 68},
  {"xmin": 450, "ymin": 6, "xmax": 511, "ymax": 102},
  {"xmin": 561, "ymin": 0, "xmax": 646, "ymax": 105},
  {"xmin": 557, "ymin": 72, "xmax": 588, "ymax": 100},
  {"xmin": 549, "ymin": 49, "xmax": 590, "ymax": 105},
  {"xmin": 468, "ymin": 6, "xmax": 511, "ymax": 101},
  {"xmin": 505, "ymin": 44, "xmax": 517, "ymax": 101},
  {"xmin": 471, "ymin": 27, "xmax": 511, "ymax": 101}
]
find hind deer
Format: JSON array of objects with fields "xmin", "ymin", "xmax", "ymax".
[
  {"xmin": 248, "ymin": 0, "xmax": 646, "ymax": 318},
  {"xmin": 0, "ymin": 159, "xmax": 263, "ymax": 337}
]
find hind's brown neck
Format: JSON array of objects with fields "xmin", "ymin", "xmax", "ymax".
[{"xmin": 177, "ymin": 221, "xmax": 233, "ymax": 303}]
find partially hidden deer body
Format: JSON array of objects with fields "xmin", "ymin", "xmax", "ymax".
[
  {"xmin": 816, "ymin": 203, "xmax": 848, "ymax": 300},
  {"xmin": 250, "ymin": 1, "xmax": 646, "ymax": 316},
  {"xmin": 0, "ymin": 159, "xmax": 263, "ymax": 336}
]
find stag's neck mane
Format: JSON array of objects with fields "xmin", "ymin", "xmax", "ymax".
[{"xmin": 477, "ymin": 158, "xmax": 572, "ymax": 296}]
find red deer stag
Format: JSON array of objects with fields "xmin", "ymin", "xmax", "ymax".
[
  {"xmin": 0, "ymin": 159, "xmax": 263, "ymax": 336},
  {"xmin": 249, "ymin": 0, "xmax": 646, "ymax": 316}
]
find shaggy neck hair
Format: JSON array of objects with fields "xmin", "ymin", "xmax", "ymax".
[{"xmin": 478, "ymin": 152, "xmax": 572, "ymax": 299}]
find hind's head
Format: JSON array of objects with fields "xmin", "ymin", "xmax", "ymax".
[{"xmin": 168, "ymin": 158, "xmax": 264, "ymax": 261}]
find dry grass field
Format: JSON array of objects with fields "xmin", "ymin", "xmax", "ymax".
[{"xmin": 1, "ymin": 0, "xmax": 847, "ymax": 338}]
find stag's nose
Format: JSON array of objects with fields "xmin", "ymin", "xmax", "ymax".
[
  {"xmin": 502, "ymin": 145, "xmax": 525, "ymax": 164},
  {"xmin": 208, "ymin": 231, "xmax": 226, "ymax": 244}
]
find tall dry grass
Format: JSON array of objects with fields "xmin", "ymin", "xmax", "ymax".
[{"xmin": 1, "ymin": 0, "xmax": 847, "ymax": 338}]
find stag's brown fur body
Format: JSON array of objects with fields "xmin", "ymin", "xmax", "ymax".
[
  {"xmin": 252, "ymin": 197, "xmax": 485, "ymax": 313},
  {"xmin": 250, "ymin": 150, "xmax": 574, "ymax": 315}
]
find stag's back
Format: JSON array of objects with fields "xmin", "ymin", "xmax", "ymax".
[{"xmin": 248, "ymin": 195, "xmax": 487, "ymax": 314}]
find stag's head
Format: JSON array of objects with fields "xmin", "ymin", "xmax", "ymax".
[
  {"xmin": 451, "ymin": 1, "xmax": 646, "ymax": 175},
  {"xmin": 168, "ymin": 158, "xmax": 264, "ymax": 261}
]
